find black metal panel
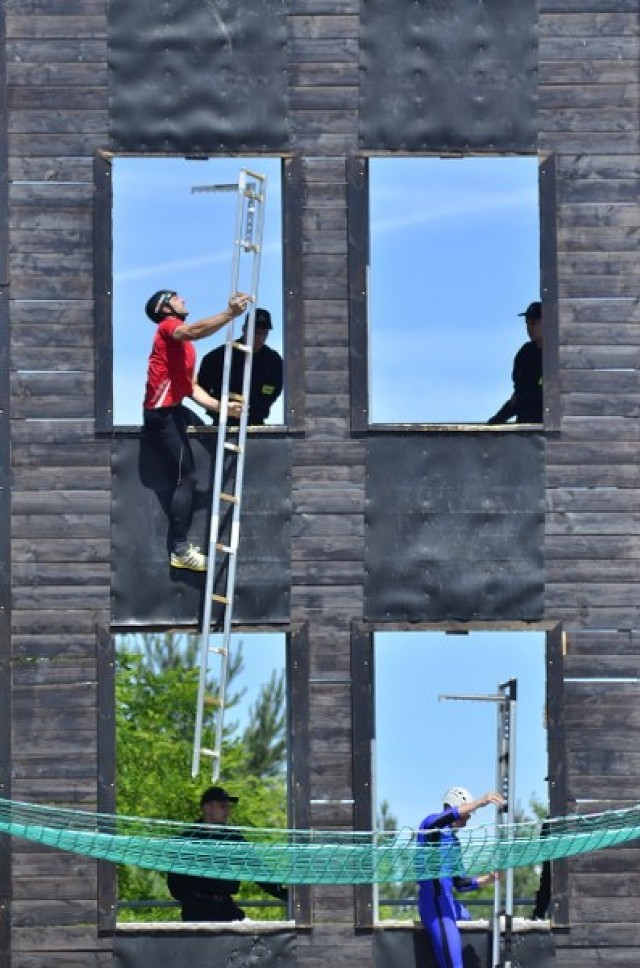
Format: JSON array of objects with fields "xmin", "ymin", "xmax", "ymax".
[
  {"xmin": 374, "ymin": 926, "xmax": 554, "ymax": 968},
  {"xmin": 288, "ymin": 623, "xmax": 312, "ymax": 928},
  {"xmin": 114, "ymin": 930, "xmax": 296, "ymax": 968},
  {"xmin": 365, "ymin": 433, "xmax": 544, "ymax": 623},
  {"xmin": 108, "ymin": 0, "xmax": 288, "ymax": 152},
  {"xmin": 94, "ymin": 152, "xmax": 113, "ymax": 434},
  {"xmin": 111, "ymin": 433, "xmax": 291, "ymax": 627},
  {"xmin": 360, "ymin": 0, "xmax": 537, "ymax": 152},
  {"xmin": 540, "ymin": 155, "xmax": 560, "ymax": 432},
  {"xmin": 97, "ymin": 625, "xmax": 117, "ymax": 933},
  {"xmin": 546, "ymin": 626, "xmax": 569, "ymax": 928},
  {"xmin": 282, "ymin": 156, "xmax": 305, "ymax": 432},
  {"xmin": 351, "ymin": 623, "xmax": 374, "ymax": 929},
  {"xmin": 347, "ymin": 157, "xmax": 369, "ymax": 432}
]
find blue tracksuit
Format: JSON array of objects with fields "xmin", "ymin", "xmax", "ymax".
[{"xmin": 417, "ymin": 807, "xmax": 479, "ymax": 968}]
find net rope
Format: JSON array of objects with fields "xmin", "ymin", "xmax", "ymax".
[{"xmin": 1, "ymin": 797, "xmax": 639, "ymax": 885}]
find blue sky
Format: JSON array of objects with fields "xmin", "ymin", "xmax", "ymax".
[
  {"xmin": 112, "ymin": 156, "xmax": 284, "ymax": 426},
  {"xmin": 369, "ymin": 157, "xmax": 539, "ymax": 424},
  {"xmin": 113, "ymin": 155, "xmax": 545, "ymax": 830},
  {"xmin": 375, "ymin": 630, "xmax": 547, "ymax": 831}
]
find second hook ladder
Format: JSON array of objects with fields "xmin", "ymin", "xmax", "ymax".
[{"xmin": 191, "ymin": 168, "xmax": 267, "ymax": 780}]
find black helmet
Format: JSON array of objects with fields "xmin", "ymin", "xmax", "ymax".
[{"xmin": 145, "ymin": 289, "xmax": 176, "ymax": 323}]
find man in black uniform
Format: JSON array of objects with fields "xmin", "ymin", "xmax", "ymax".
[
  {"xmin": 488, "ymin": 301, "xmax": 543, "ymax": 424},
  {"xmin": 167, "ymin": 786, "xmax": 288, "ymax": 921},
  {"xmin": 197, "ymin": 308, "xmax": 283, "ymax": 426}
]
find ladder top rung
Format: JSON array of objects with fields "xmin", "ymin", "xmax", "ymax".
[
  {"xmin": 212, "ymin": 593, "xmax": 230, "ymax": 605},
  {"xmin": 204, "ymin": 695, "xmax": 222, "ymax": 706},
  {"xmin": 208, "ymin": 646, "xmax": 228, "ymax": 656},
  {"xmin": 229, "ymin": 392, "xmax": 245, "ymax": 403},
  {"xmin": 241, "ymin": 242, "xmax": 260, "ymax": 253},
  {"xmin": 224, "ymin": 441, "xmax": 243, "ymax": 453},
  {"xmin": 220, "ymin": 492, "xmax": 240, "ymax": 504},
  {"xmin": 232, "ymin": 341, "xmax": 252, "ymax": 353},
  {"xmin": 200, "ymin": 748, "xmax": 221, "ymax": 759}
]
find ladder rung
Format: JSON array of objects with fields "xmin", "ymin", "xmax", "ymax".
[
  {"xmin": 200, "ymin": 748, "xmax": 220, "ymax": 759},
  {"xmin": 220, "ymin": 492, "xmax": 239, "ymax": 504},
  {"xmin": 224, "ymin": 441, "xmax": 243, "ymax": 454},
  {"xmin": 212, "ymin": 593, "xmax": 230, "ymax": 605},
  {"xmin": 229, "ymin": 392, "xmax": 245, "ymax": 403},
  {"xmin": 232, "ymin": 341, "xmax": 252, "ymax": 353},
  {"xmin": 207, "ymin": 646, "xmax": 228, "ymax": 656},
  {"xmin": 215, "ymin": 542, "xmax": 235, "ymax": 554},
  {"xmin": 241, "ymin": 242, "xmax": 259, "ymax": 253},
  {"xmin": 204, "ymin": 695, "xmax": 222, "ymax": 706}
]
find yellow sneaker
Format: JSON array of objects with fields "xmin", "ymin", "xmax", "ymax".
[{"xmin": 170, "ymin": 545, "xmax": 207, "ymax": 572}]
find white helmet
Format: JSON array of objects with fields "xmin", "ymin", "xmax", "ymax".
[{"xmin": 443, "ymin": 786, "xmax": 473, "ymax": 808}]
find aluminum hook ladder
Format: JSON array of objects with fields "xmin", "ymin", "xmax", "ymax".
[
  {"xmin": 439, "ymin": 679, "xmax": 517, "ymax": 968},
  {"xmin": 191, "ymin": 168, "xmax": 267, "ymax": 780}
]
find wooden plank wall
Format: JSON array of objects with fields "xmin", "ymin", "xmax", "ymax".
[
  {"xmin": 540, "ymin": 0, "xmax": 640, "ymax": 965},
  {"xmin": 5, "ymin": 0, "xmax": 111, "ymax": 966},
  {"xmin": 3, "ymin": 1, "xmax": 640, "ymax": 967},
  {"xmin": 287, "ymin": 3, "xmax": 369, "ymax": 964}
]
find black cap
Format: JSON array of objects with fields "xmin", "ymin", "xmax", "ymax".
[
  {"xmin": 245, "ymin": 308, "xmax": 272, "ymax": 330},
  {"xmin": 145, "ymin": 289, "xmax": 176, "ymax": 323},
  {"xmin": 200, "ymin": 785, "xmax": 239, "ymax": 806},
  {"xmin": 518, "ymin": 301, "xmax": 542, "ymax": 321}
]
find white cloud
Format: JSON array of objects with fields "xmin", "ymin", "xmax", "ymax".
[{"xmin": 372, "ymin": 185, "xmax": 536, "ymax": 236}]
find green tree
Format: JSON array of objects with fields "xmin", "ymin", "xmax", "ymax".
[
  {"xmin": 115, "ymin": 634, "xmax": 287, "ymax": 921},
  {"xmin": 242, "ymin": 670, "xmax": 287, "ymax": 778},
  {"xmin": 377, "ymin": 800, "xmax": 416, "ymax": 921}
]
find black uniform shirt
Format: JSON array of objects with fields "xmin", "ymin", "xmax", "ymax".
[
  {"xmin": 512, "ymin": 340, "xmax": 542, "ymax": 423},
  {"xmin": 198, "ymin": 343, "xmax": 283, "ymax": 425}
]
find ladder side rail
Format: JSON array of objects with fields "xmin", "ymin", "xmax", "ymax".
[
  {"xmin": 208, "ymin": 180, "xmax": 267, "ymax": 775},
  {"xmin": 192, "ymin": 335, "xmax": 239, "ymax": 777},
  {"xmin": 193, "ymin": 169, "xmax": 267, "ymax": 780},
  {"xmin": 240, "ymin": 174, "xmax": 267, "ymax": 417},
  {"xmin": 492, "ymin": 681, "xmax": 517, "ymax": 968},
  {"xmin": 192, "ymin": 173, "xmax": 252, "ymax": 778},
  {"xmin": 502, "ymin": 683, "xmax": 517, "ymax": 968},
  {"xmin": 492, "ymin": 698, "xmax": 504, "ymax": 968}
]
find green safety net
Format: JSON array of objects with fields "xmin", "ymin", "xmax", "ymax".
[{"xmin": 1, "ymin": 797, "xmax": 639, "ymax": 885}]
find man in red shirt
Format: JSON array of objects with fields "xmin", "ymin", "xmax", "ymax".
[{"xmin": 143, "ymin": 289, "xmax": 249, "ymax": 571}]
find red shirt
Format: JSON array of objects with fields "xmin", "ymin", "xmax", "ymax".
[{"xmin": 143, "ymin": 316, "xmax": 196, "ymax": 409}]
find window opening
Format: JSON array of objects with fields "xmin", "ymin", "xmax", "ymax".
[
  {"xmin": 373, "ymin": 630, "xmax": 547, "ymax": 923},
  {"xmin": 368, "ymin": 157, "xmax": 540, "ymax": 425},
  {"xmin": 114, "ymin": 630, "xmax": 288, "ymax": 923},
  {"xmin": 112, "ymin": 157, "xmax": 284, "ymax": 427}
]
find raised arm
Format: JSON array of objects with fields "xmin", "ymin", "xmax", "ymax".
[
  {"xmin": 172, "ymin": 293, "xmax": 251, "ymax": 342},
  {"xmin": 457, "ymin": 791, "xmax": 506, "ymax": 821}
]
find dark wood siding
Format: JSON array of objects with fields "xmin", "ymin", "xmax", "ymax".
[
  {"xmin": 3, "ymin": 0, "xmax": 640, "ymax": 966},
  {"xmin": 540, "ymin": 1, "xmax": 640, "ymax": 963},
  {"xmin": 6, "ymin": 0, "xmax": 111, "ymax": 965}
]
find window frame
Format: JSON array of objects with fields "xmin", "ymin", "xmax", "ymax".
[
  {"xmin": 348, "ymin": 153, "xmax": 559, "ymax": 433},
  {"xmin": 351, "ymin": 623, "xmax": 566, "ymax": 930},
  {"xmin": 93, "ymin": 151, "xmax": 304, "ymax": 435},
  {"xmin": 98, "ymin": 624, "xmax": 302, "ymax": 929}
]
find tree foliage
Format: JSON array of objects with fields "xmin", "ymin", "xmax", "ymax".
[
  {"xmin": 115, "ymin": 633, "xmax": 287, "ymax": 920},
  {"xmin": 242, "ymin": 670, "xmax": 287, "ymax": 777},
  {"xmin": 376, "ymin": 800, "xmax": 417, "ymax": 921}
]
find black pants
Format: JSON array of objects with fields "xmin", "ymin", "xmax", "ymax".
[
  {"xmin": 180, "ymin": 896, "xmax": 246, "ymax": 922},
  {"xmin": 143, "ymin": 405, "xmax": 196, "ymax": 554}
]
